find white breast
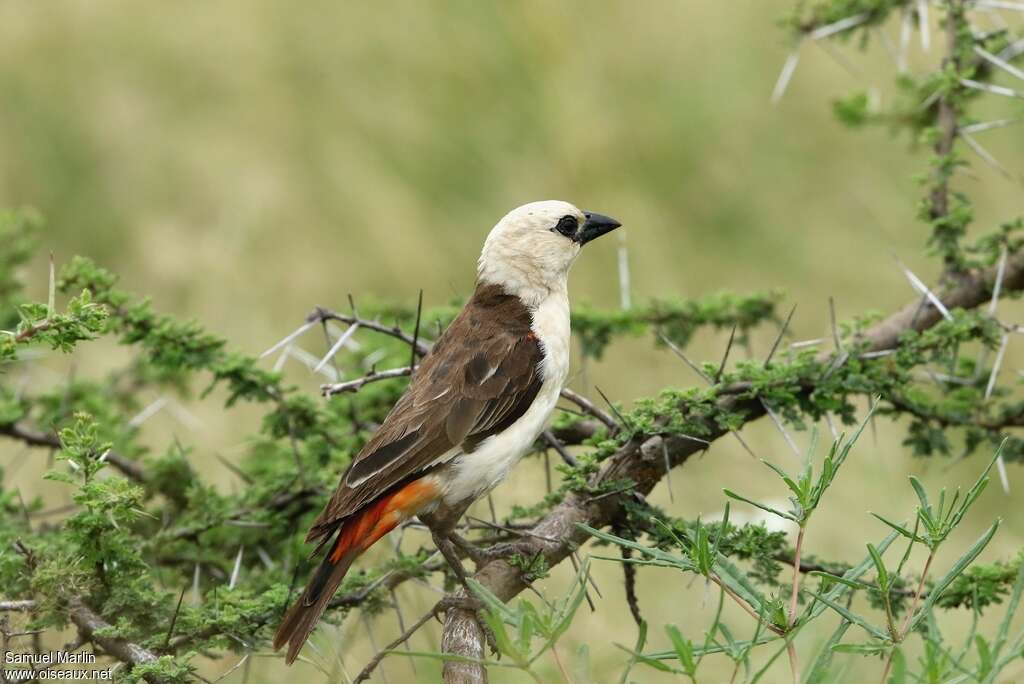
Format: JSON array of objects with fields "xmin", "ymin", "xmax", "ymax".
[{"xmin": 442, "ymin": 288, "xmax": 571, "ymax": 504}]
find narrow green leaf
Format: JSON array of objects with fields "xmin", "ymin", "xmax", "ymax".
[
  {"xmin": 888, "ymin": 648, "xmax": 906, "ymax": 684},
  {"xmin": 578, "ymin": 524, "xmax": 696, "ymax": 571},
  {"xmin": 870, "ymin": 513, "xmax": 925, "ymax": 543},
  {"xmin": 831, "ymin": 642, "xmax": 889, "ymax": 655},
  {"xmin": 909, "ymin": 476, "xmax": 932, "ymax": 516},
  {"xmin": 807, "ymin": 591, "xmax": 889, "ymax": 640},
  {"xmin": 909, "ymin": 519, "xmax": 1002, "ymax": 633},
  {"xmin": 808, "ymin": 571, "xmax": 873, "ymax": 591},
  {"xmin": 761, "ymin": 460, "xmax": 804, "ymax": 501},
  {"xmin": 722, "ymin": 489, "xmax": 798, "ymax": 521},
  {"xmin": 665, "ymin": 624, "xmax": 697, "ymax": 675},
  {"xmin": 867, "ymin": 543, "xmax": 889, "ymax": 591},
  {"xmin": 806, "ymin": 530, "xmax": 899, "ymax": 622},
  {"xmin": 992, "ymin": 561, "xmax": 1024, "ymax": 657},
  {"xmin": 805, "ymin": 620, "xmax": 851, "ymax": 684}
]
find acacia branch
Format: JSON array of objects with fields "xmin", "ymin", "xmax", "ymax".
[
  {"xmin": 0, "ymin": 423, "xmax": 147, "ymax": 483},
  {"xmin": 438, "ymin": 250, "xmax": 1024, "ymax": 682},
  {"xmin": 66, "ymin": 598, "xmax": 169, "ymax": 684}
]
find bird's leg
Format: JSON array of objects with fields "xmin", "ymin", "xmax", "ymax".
[
  {"xmin": 431, "ymin": 530, "xmax": 473, "ymax": 590},
  {"xmin": 420, "ymin": 505, "xmax": 503, "ymax": 657},
  {"xmin": 447, "ymin": 532, "xmax": 521, "ymax": 567},
  {"xmin": 429, "ymin": 530, "xmax": 501, "ymax": 656}
]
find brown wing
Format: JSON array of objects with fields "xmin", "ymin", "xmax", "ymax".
[{"xmin": 305, "ymin": 284, "xmax": 544, "ymax": 544}]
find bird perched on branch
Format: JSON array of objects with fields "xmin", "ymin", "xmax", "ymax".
[{"xmin": 274, "ymin": 200, "xmax": 621, "ymax": 663}]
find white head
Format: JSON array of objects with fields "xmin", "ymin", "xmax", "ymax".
[{"xmin": 477, "ymin": 200, "xmax": 621, "ymax": 307}]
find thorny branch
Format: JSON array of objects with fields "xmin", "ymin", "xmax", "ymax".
[
  {"xmin": 0, "ymin": 423, "xmax": 146, "ymax": 483},
  {"xmin": 435, "ymin": 246, "xmax": 1024, "ymax": 682}
]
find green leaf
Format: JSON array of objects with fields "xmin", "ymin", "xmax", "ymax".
[
  {"xmin": 805, "ymin": 620, "xmax": 851, "ymax": 684},
  {"xmin": 722, "ymin": 489, "xmax": 798, "ymax": 522},
  {"xmin": 870, "ymin": 513, "xmax": 926, "ymax": 543},
  {"xmin": 909, "ymin": 519, "xmax": 1001, "ymax": 633},
  {"xmin": 887, "ymin": 648, "xmax": 906, "ymax": 684},
  {"xmin": 831, "ymin": 642, "xmax": 889, "ymax": 655},
  {"xmin": 577, "ymin": 524, "xmax": 696, "ymax": 572},
  {"xmin": 807, "ymin": 531, "xmax": 899, "ymax": 623},
  {"xmin": 992, "ymin": 561, "xmax": 1024, "ymax": 658},
  {"xmin": 909, "ymin": 476, "xmax": 932, "ymax": 517},
  {"xmin": 808, "ymin": 571, "xmax": 873, "ymax": 591},
  {"xmin": 761, "ymin": 460, "xmax": 805, "ymax": 502},
  {"xmin": 867, "ymin": 543, "xmax": 890, "ymax": 591},
  {"xmin": 665, "ymin": 624, "xmax": 697, "ymax": 675},
  {"xmin": 807, "ymin": 591, "xmax": 889, "ymax": 641}
]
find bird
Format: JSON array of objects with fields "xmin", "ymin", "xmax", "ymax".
[{"xmin": 273, "ymin": 200, "xmax": 621, "ymax": 664}]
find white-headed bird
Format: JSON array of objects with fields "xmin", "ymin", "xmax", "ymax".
[{"xmin": 274, "ymin": 200, "xmax": 622, "ymax": 663}]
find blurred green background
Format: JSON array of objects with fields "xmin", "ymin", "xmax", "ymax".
[{"xmin": 3, "ymin": 1, "xmax": 1024, "ymax": 682}]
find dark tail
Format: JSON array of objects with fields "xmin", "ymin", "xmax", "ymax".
[
  {"xmin": 273, "ymin": 535, "xmax": 358, "ymax": 665},
  {"xmin": 274, "ymin": 477, "xmax": 439, "ymax": 663}
]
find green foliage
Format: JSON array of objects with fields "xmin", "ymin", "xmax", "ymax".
[{"xmin": 2, "ymin": 2, "xmax": 1024, "ymax": 682}]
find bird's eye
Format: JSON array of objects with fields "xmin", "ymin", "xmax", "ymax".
[{"xmin": 552, "ymin": 215, "xmax": 578, "ymax": 238}]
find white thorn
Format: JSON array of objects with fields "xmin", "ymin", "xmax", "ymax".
[
  {"xmin": 860, "ymin": 349, "xmax": 897, "ymax": 359},
  {"xmin": 167, "ymin": 400, "xmax": 204, "ymax": 431},
  {"xmin": 272, "ymin": 344, "xmax": 292, "ymax": 372},
  {"xmin": 896, "ymin": 258, "xmax": 953, "ymax": 321},
  {"xmin": 772, "ymin": 48, "xmax": 802, "ymax": 105},
  {"xmin": 990, "ymin": 245, "xmax": 1009, "ymax": 316},
  {"xmin": 960, "ymin": 118, "xmax": 1023, "ymax": 134},
  {"xmin": 193, "ymin": 563, "xmax": 202, "ymax": 604},
  {"xmin": 899, "ymin": 7, "xmax": 913, "ymax": 73},
  {"xmin": 761, "ymin": 399, "xmax": 802, "ymax": 458},
  {"xmin": 259, "ymin": 320, "xmax": 317, "ymax": 359},
  {"xmin": 809, "ymin": 13, "xmax": 869, "ymax": 41},
  {"xmin": 229, "ymin": 546, "xmax": 244, "ymax": 590},
  {"xmin": 128, "ymin": 396, "xmax": 170, "ymax": 428},
  {"xmin": 985, "ymin": 333, "xmax": 1010, "ymax": 400},
  {"xmin": 961, "ymin": 131, "xmax": 1015, "ymax": 181},
  {"xmin": 314, "ymin": 324, "xmax": 361, "ymax": 374},
  {"xmin": 974, "ymin": 45, "xmax": 1024, "ymax": 82},
  {"xmin": 995, "ymin": 454, "xmax": 1011, "ymax": 494},
  {"xmin": 960, "ymin": 78, "xmax": 1024, "ymax": 99},
  {"xmin": 790, "ymin": 338, "xmax": 824, "ymax": 349},
  {"xmin": 977, "ymin": 0, "xmax": 1024, "ymax": 10},
  {"xmin": 917, "ymin": 0, "xmax": 930, "ymax": 52}
]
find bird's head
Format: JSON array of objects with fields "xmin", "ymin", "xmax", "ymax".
[{"xmin": 477, "ymin": 200, "xmax": 621, "ymax": 306}]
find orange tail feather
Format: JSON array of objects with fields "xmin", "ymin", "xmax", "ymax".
[{"xmin": 273, "ymin": 477, "xmax": 440, "ymax": 664}]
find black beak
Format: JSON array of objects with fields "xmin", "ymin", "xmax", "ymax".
[{"xmin": 575, "ymin": 211, "xmax": 622, "ymax": 245}]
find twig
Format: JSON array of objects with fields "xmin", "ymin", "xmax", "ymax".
[
  {"xmin": 593, "ymin": 386, "xmax": 627, "ymax": 429},
  {"xmin": 309, "ymin": 307, "xmax": 430, "ymax": 356},
  {"xmin": 322, "ymin": 367, "xmax": 412, "ymax": 397},
  {"xmin": 542, "ymin": 430, "xmax": 578, "ymax": 467},
  {"xmin": 410, "ymin": 290, "xmax": 424, "ymax": 371},
  {"xmin": 715, "ymin": 326, "xmax": 737, "ymax": 383},
  {"xmin": 558, "ymin": 387, "xmax": 618, "ymax": 433},
  {"xmin": 765, "ymin": 304, "xmax": 797, "ymax": 367},
  {"xmin": 353, "ymin": 602, "xmax": 445, "ymax": 683}
]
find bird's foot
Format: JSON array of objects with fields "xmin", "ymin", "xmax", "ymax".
[{"xmin": 432, "ymin": 532, "xmax": 503, "ymax": 657}]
